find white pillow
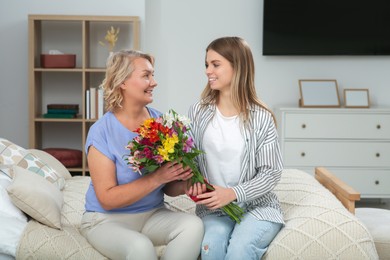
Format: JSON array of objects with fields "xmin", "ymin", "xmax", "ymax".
[
  {"xmin": 0, "ymin": 214, "xmax": 27, "ymax": 257},
  {"xmin": 7, "ymin": 165, "xmax": 63, "ymax": 229},
  {"xmin": 0, "ymin": 167, "xmax": 27, "ymax": 222}
]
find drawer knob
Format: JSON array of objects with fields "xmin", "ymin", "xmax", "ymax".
[
  {"xmin": 377, "ymin": 124, "xmax": 381, "ymax": 129},
  {"xmin": 301, "ymin": 152, "xmax": 306, "ymax": 157},
  {"xmin": 301, "ymin": 124, "xmax": 306, "ymax": 129},
  {"xmin": 375, "ymin": 180, "xmax": 380, "ymax": 185},
  {"xmin": 376, "ymin": 153, "xmax": 380, "ymax": 157}
]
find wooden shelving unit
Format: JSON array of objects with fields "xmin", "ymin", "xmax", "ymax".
[{"xmin": 28, "ymin": 15, "xmax": 140, "ymax": 175}]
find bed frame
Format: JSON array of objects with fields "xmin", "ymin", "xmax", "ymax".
[{"xmin": 314, "ymin": 167, "xmax": 361, "ymax": 214}]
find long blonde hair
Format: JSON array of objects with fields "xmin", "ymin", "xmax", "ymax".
[
  {"xmin": 101, "ymin": 49, "xmax": 154, "ymax": 112},
  {"xmin": 201, "ymin": 37, "xmax": 275, "ymax": 124}
]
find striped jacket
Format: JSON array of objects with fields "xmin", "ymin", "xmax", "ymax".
[{"xmin": 188, "ymin": 101, "xmax": 285, "ymax": 224}]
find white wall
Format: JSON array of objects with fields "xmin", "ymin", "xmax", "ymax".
[{"xmin": 1, "ymin": 0, "xmax": 390, "ymax": 148}]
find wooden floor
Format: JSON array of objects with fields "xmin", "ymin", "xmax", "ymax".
[{"xmin": 356, "ymin": 198, "xmax": 390, "ymax": 210}]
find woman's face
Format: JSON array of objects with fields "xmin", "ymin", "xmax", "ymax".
[
  {"xmin": 205, "ymin": 49, "xmax": 234, "ymax": 92},
  {"xmin": 121, "ymin": 57, "xmax": 157, "ymax": 105}
]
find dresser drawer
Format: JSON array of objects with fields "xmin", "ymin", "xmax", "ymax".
[
  {"xmin": 284, "ymin": 141, "xmax": 390, "ymax": 167},
  {"xmin": 331, "ymin": 169, "xmax": 390, "ymax": 197},
  {"xmin": 284, "ymin": 113, "xmax": 390, "ymax": 139}
]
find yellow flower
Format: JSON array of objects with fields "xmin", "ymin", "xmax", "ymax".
[
  {"xmin": 157, "ymin": 146, "xmax": 170, "ymax": 161},
  {"xmin": 163, "ymin": 134, "xmax": 178, "ymax": 152},
  {"xmin": 157, "ymin": 134, "xmax": 178, "ymax": 160}
]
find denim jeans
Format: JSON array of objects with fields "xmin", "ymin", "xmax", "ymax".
[{"xmin": 201, "ymin": 213, "xmax": 282, "ymax": 260}]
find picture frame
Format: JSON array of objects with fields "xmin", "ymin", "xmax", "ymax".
[
  {"xmin": 344, "ymin": 89, "xmax": 370, "ymax": 108},
  {"xmin": 299, "ymin": 79, "xmax": 341, "ymax": 108}
]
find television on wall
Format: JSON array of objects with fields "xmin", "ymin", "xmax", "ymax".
[{"xmin": 263, "ymin": 0, "xmax": 390, "ymax": 55}]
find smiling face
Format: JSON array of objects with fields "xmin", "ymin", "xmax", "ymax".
[
  {"xmin": 121, "ymin": 57, "xmax": 157, "ymax": 106},
  {"xmin": 205, "ymin": 49, "xmax": 234, "ymax": 93}
]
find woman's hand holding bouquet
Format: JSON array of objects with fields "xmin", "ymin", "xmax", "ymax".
[{"xmin": 125, "ymin": 110, "xmax": 244, "ymax": 223}]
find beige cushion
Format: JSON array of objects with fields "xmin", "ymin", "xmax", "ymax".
[
  {"xmin": 7, "ymin": 166, "xmax": 63, "ymax": 229},
  {"xmin": 0, "ymin": 138, "xmax": 65, "ymax": 189},
  {"xmin": 356, "ymin": 208, "xmax": 390, "ymax": 260}
]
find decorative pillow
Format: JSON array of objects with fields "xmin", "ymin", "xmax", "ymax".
[
  {"xmin": 0, "ymin": 138, "xmax": 65, "ymax": 190},
  {"xmin": 0, "ymin": 215, "xmax": 28, "ymax": 257},
  {"xmin": 7, "ymin": 165, "xmax": 64, "ymax": 229},
  {"xmin": 0, "ymin": 167, "xmax": 27, "ymax": 222},
  {"xmin": 0, "ymin": 138, "xmax": 26, "ymax": 165},
  {"xmin": 43, "ymin": 148, "xmax": 82, "ymax": 168},
  {"xmin": 28, "ymin": 149, "xmax": 72, "ymax": 180}
]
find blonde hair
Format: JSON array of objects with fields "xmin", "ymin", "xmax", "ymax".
[
  {"xmin": 201, "ymin": 37, "xmax": 275, "ymax": 124},
  {"xmin": 101, "ymin": 49, "xmax": 154, "ymax": 112}
]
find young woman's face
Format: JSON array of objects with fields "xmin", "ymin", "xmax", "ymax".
[
  {"xmin": 121, "ymin": 57, "xmax": 157, "ymax": 105},
  {"xmin": 205, "ymin": 49, "xmax": 234, "ymax": 92}
]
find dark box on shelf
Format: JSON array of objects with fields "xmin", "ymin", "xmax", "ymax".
[{"xmin": 41, "ymin": 54, "xmax": 76, "ymax": 68}]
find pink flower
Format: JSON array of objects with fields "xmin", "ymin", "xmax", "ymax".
[
  {"xmin": 143, "ymin": 147, "xmax": 154, "ymax": 159},
  {"xmin": 153, "ymin": 155, "xmax": 164, "ymax": 164},
  {"xmin": 183, "ymin": 137, "xmax": 194, "ymax": 153}
]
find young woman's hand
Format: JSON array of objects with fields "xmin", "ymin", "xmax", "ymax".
[
  {"xmin": 195, "ymin": 185, "xmax": 237, "ymax": 210},
  {"xmin": 186, "ymin": 182, "xmax": 207, "ymax": 197}
]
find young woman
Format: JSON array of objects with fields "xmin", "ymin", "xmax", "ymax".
[
  {"xmin": 80, "ymin": 49, "xmax": 203, "ymax": 260},
  {"xmin": 188, "ymin": 37, "xmax": 284, "ymax": 259}
]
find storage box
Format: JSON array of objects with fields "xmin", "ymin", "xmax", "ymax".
[{"xmin": 41, "ymin": 54, "xmax": 76, "ymax": 68}]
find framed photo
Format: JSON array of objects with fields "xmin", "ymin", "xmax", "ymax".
[
  {"xmin": 299, "ymin": 79, "xmax": 341, "ymax": 108},
  {"xmin": 344, "ymin": 89, "xmax": 370, "ymax": 108}
]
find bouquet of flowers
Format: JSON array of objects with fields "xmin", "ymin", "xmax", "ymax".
[{"xmin": 125, "ymin": 109, "xmax": 244, "ymax": 223}]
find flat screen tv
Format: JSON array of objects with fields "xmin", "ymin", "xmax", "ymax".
[{"xmin": 263, "ymin": 0, "xmax": 390, "ymax": 55}]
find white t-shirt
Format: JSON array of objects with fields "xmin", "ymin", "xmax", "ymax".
[{"xmin": 203, "ymin": 107, "xmax": 244, "ymax": 188}]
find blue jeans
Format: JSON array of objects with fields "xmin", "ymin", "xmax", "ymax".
[{"xmin": 201, "ymin": 213, "xmax": 282, "ymax": 260}]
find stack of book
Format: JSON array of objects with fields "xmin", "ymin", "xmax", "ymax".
[{"xmin": 43, "ymin": 104, "xmax": 79, "ymax": 119}]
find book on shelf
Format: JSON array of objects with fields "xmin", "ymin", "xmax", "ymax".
[
  {"xmin": 47, "ymin": 108, "xmax": 79, "ymax": 114},
  {"xmin": 90, "ymin": 87, "xmax": 97, "ymax": 119},
  {"xmin": 86, "ymin": 87, "xmax": 105, "ymax": 120},
  {"xmin": 97, "ymin": 88, "xmax": 104, "ymax": 119},
  {"xmin": 86, "ymin": 90, "xmax": 90, "ymax": 119},
  {"xmin": 43, "ymin": 113, "xmax": 77, "ymax": 119},
  {"xmin": 47, "ymin": 104, "xmax": 79, "ymax": 110}
]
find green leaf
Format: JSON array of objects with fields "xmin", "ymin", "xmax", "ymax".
[{"xmin": 145, "ymin": 165, "xmax": 159, "ymax": 172}]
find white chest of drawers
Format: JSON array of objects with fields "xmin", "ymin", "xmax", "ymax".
[{"xmin": 275, "ymin": 107, "xmax": 390, "ymax": 198}]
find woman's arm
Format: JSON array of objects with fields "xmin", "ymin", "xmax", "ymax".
[{"xmin": 88, "ymin": 146, "xmax": 190, "ymax": 210}]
